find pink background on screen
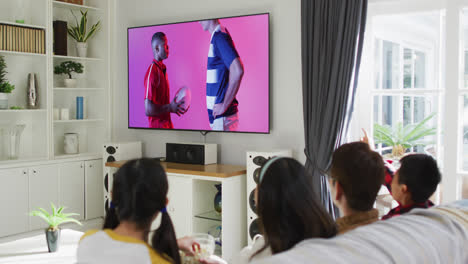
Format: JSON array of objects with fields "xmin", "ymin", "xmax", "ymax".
[{"xmin": 128, "ymin": 14, "xmax": 269, "ymax": 132}]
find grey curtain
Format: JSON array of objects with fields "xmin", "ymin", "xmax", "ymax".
[{"xmin": 301, "ymin": 0, "xmax": 368, "ymax": 217}]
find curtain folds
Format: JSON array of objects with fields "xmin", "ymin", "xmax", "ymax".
[{"xmin": 301, "ymin": 0, "xmax": 368, "ymax": 217}]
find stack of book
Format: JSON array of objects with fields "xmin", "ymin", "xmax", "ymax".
[{"xmin": 0, "ymin": 24, "xmax": 46, "ymax": 54}]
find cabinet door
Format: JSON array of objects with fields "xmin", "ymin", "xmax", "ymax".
[
  {"xmin": 85, "ymin": 159, "xmax": 104, "ymax": 219},
  {"xmin": 59, "ymin": 161, "xmax": 85, "ymax": 221},
  {"xmin": 29, "ymin": 165, "xmax": 59, "ymax": 230},
  {"xmin": 0, "ymin": 168, "xmax": 29, "ymax": 237},
  {"xmin": 167, "ymin": 175, "xmax": 193, "ymax": 237}
]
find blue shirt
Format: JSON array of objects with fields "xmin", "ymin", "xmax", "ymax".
[{"xmin": 206, "ymin": 25, "xmax": 240, "ymax": 124}]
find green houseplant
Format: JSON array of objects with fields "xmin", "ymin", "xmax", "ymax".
[
  {"xmin": 373, "ymin": 113, "xmax": 437, "ymax": 158},
  {"xmin": 54, "ymin": 61, "xmax": 83, "ymax": 88},
  {"xmin": 67, "ymin": 10, "xmax": 101, "ymax": 57},
  {"xmin": 30, "ymin": 203, "xmax": 82, "ymax": 252},
  {"xmin": 0, "ymin": 55, "xmax": 15, "ymax": 109}
]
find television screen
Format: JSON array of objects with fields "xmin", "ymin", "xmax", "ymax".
[{"xmin": 128, "ymin": 13, "xmax": 269, "ymax": 133}]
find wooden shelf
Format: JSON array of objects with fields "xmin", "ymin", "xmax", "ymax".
[
  {"xmin": 106, "ymin": 161, "xmax": 246, "ymax": 178},
  {"xmin": 0, "ymin": 21, "xmax": 46, "ymax": 30},
  {"xmin": 52, "ymin": 1, "xmax": 103, "ymax": 12},
  {"xmin": 53, "ymin": 55, "xmax": 102, "ymax": 62},
  {"xmin": 0, "ymin": 50, "xmax": 46, "ymax": 57}
]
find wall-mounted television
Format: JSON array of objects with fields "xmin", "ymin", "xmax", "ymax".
[{"xmin": 128, "ymin": 13, "xmax": 269, "ymax": 133}]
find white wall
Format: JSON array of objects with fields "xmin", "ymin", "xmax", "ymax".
[{"xmin": 112, "ymin": 0, "xmax": 304, "ymax": 165}]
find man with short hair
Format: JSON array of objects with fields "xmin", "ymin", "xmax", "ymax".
[
  {"xmin": 199, "ymin": 19, "xmax": 244, "ymax": 131},
  {"xmin": 328, "ymin": 142, "xmax": 386, "ymax": 233},
  {"xmin": 144, "ymin": 32, "xmax": 186, "ymax": 129}
]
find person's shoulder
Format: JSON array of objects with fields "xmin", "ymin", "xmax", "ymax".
[
  {"xmin": 146, "ymin": 246, "xmax": 173, "ymax": 264},
  {"xmin": 79, "ymin": 229, "xmax": 100, "ymax": 243}
]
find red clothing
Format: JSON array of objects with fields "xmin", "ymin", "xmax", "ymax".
[
  {"xmin": 382, "ymin": 200, "xmax": 434, "ymax": 220},
  {"xmin": 144, "ymin": 59, "xmax": 173, "ymax": 129}
]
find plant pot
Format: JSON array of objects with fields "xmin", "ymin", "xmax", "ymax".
[
  {"xmin": 45, "ymin": 228, "xmax": 61, "ymax": 253},
  {"xmin": 64, "ymin": 79, "xmax": 77, "ymax": 88},
  {"xmin": 76, "ymin": 42, "xmax": 88, "ymax": 57},
  {"xmin": 0, "ymin": 93, "xmax": 8, "ymax": 109}
]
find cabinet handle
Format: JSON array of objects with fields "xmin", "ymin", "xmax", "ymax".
[
  {"xmin": 23, "ymin": 171, "xmax": 27, "ymax": 175},
  {"xmin": 33, "ymin": 170, "xmax": 37, "ymax": 174},
  {"xmin": 89, "ymin": 164, "xmax": 93, "ymax": 168}
]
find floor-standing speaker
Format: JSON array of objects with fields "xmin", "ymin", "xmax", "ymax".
[
  {"xmin": 103, "ymin": 142, "xmax": 142, "ymax": 215},
  {"xmin": 246, "ymin": 150, "xmax": 292, "ymax": 245}
]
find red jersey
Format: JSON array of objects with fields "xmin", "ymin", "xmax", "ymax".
[{"xmin": 144, "ymin": 59, "xmax": 173, "ymax": 129}]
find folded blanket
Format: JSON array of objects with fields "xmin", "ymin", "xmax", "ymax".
[{"xmin": 252, "ymin": 200, "xmax": 468, "ymax": 264}]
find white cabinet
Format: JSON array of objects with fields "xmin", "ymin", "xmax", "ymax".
[
  {"xmin": 85, "ymin": 159, "xmax": 103, "ymax": 219},
  {"xmin": 29, "ymin": 164, "xmax": 59, "ymax": 230},
  {"xmin": 166, "ymin": 173, "xmax": 246, "ymax": 261},
  {"xmin": 0, "ymin": 158, "xmax": 103, "ymax": 237},
  {"xmin": 59, "ymin": 161, "xmax": 85, "ymax": 221},
  {"xmin": 0, "ymin": 168, "xmax": 29, "ymax": 237},
  {"xmin": 167, "ymin": 175, "xmax": 193, "ymax": 238}
]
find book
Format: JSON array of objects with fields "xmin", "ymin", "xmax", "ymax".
[{"xmin": 0, "ymin": 25, "xmax": 3, "ymax": 50}]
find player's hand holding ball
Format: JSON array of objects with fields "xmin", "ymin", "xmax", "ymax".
[{"xmin": 171, "ymin": 86, "xmax": 191, "ymax": 116}]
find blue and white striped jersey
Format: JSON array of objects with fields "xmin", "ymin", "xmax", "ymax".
[{"xmin": 206, "ymin": 25, "xmax": 239, "ymax": 124}]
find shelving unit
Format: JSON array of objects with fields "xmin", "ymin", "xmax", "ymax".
[
  {"xmin": 52, "ymin": 1, "xmax": 103, "ymax": 12},
  {"xmin": 0, "ymin": 20, "xmax": 46, "ymax": 30},
  {"xmin": 53, "ymin": 55, "xmax": 103, "ymax": 61},
  {"xmin": 0, "ymin": 0, "xmax": 110, "ymax": 164},
  {"xmin": 54, "ymin": 87, "xmax": 104, "ymax": 91},
  {"xmin": 0, "ymin": 50, "xmax": 47, "ymax": 57}
]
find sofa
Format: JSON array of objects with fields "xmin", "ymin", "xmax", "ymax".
[{"xmin": 252, "ymin": 200, "xmax": 468, "ymax": 264}]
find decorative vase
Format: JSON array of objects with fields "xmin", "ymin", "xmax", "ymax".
[
  {"xmin": 76, "ymin": 42, "xmax": 88, "ymax": 57},
  {"xmin": 64, "ymin": 133, "xmax": 79, "ymax": 154},
  {"xmin": 45, "ymin": 228, "xmax": 61, "ymax": 253},
  {"xmin": 0, "ymin": 93, "xmax": 8, "ymax": 109},
  {"xmin": 214, "ymin": 184, "xmax": 222, "ymax": 214},
  {"xmin": 64, "ymin": 79, "xmax": 77, "ymax": 88},
  {"xmin": 27, "ymin": 73, "xmax": 38, "ymax": 109}
]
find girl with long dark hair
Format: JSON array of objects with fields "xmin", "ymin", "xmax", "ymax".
[
  {"xmin": 77, "ymin": 158, "xmax": 195, "ymax": 264},
  {"xmin": 202, "ymin": 157, "xmax": 338, "ymax": 264}
]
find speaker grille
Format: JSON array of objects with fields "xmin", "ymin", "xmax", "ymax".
[
  {"xmin": 104, "ymin": 173, "xmax": 108, "ymax": 192},
  {"xmin": 107, "ymin": 156, "xmax": 115, "ymax": 163},
  {"xmin": 249, "ymin": 219, "xmax": 260, "ymax": 239},
  {"xmin": 249, "ymin": 189, "xmax": 257, "ymax": 213},
  {"xmin": 166, "ymin": 143, "xmax": 205, "ymax": 164},
  {"xmin": 106, "ymin": 146, "xmax": 116, "ymax": 155}
]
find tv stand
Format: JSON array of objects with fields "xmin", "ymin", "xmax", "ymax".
[{"xmin": 105, "ymin": 161, "xmax": 247, "ymax": 260}]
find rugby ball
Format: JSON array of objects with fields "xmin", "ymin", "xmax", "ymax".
[{"xmin": 174, "ymin": 86, "xmax": 192, "ymax": 112}]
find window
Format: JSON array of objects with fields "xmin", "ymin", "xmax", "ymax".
[{"xmin": 372, "ymin": 29, "xmax": 440, "ymax": 158}]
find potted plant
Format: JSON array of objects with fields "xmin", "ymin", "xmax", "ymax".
[
  {"xmin": 67, "ymin": 10, "xmax": 101, "ymax": 57},
  {"xmin": 54, "ymin": 61, "xmax": 83, "ymax": 88},
  {"xmin": 0, "ymin": 55, "xmax": 15, "ymax": 109},
  {"xmin": 373, "ymin": 112, "xmax": 437, "ymax": 159},
  {"xmin": 30, "ymin": 203, "xmax": 81, "ymax": 253}
]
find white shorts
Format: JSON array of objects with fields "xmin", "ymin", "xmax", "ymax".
[{"xmin": 210, "ymin": 112, "xmax": 239, "ymax": 131}]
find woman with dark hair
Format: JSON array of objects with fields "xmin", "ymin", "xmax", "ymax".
[
  {"xmin": 202, "ymin": 157, "xmax": 338, "ymax": 264},
  {"xmin": 77, "ymin": 158, "xmax": 196, "ymax": 264}
]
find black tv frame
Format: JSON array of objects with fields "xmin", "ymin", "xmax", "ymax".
[{"xmin": 127, "ymin": 13, "xmax": 271, "ymax": 134}]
